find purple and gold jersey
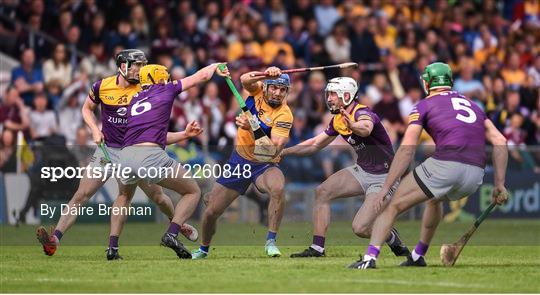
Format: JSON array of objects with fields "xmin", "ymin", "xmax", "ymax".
[
  {"xmin": 89, "ymin": 75, "xmax": 142, "ymax": 148},
  {"xmin": 123, "ymin": 81, "xmax": 183, "ymax": 148},
  {"xmin": 408, "ymin": 90, "xmax": 487, "ymax": 167},
  {"xmin": 325, "ymin": 102, "xmax": 394, "ymax": 174}
]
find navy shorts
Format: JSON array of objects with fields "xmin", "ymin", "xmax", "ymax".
[{"xmin": 216, "ymin": 151, "xmax": 277, "ymax": 195}]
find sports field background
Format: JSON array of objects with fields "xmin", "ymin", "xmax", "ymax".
[{"xmin": 1, "ymin": 219, "xmax": 539, "ymax": 293}]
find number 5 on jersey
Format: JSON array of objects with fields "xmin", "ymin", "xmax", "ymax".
[{"xmin": 451, "ymin": 97, "xmax": 477, "ymax": 124}]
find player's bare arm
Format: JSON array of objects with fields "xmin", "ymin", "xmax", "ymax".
[
  {"xmin": 341, "ymin": 110, "xmax": 374, "ymax": 137},
  {"xmin": 377, "ymin": 124, "xmax": 423, "ymax": 200},
  {"xmin": 269, "ymin": 133, "xmax": 288, "ymax": 155},
  {"xmin": 180, "ymin": 62, "xmax": 228, "ymax": 91},
  {"xmin": 240, "ymin": 66, "xmax": 282, "ymax": 93},
  {"xmin": 81, "ymin": 97, "xmax": 103, "ymax": 144},
  {"xmin": 282, "ymin": 132, "xmax": 335, "ymax": 157},
  {"xmin": 484, "ymin": 119, "xmax": 509, "ymax": 205},
  {"xmin": 165, "ymin": 121, "xmax": 203, "ymax": 144}
]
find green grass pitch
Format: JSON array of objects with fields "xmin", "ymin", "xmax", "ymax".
[{"xmin": 1, "ymin": 219, "xmax": 539, "ymax": 293}]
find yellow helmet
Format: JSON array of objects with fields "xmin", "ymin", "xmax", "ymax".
[{"xmin": 139, "ymin": 64, "xmax": 170, "ymax": 86}]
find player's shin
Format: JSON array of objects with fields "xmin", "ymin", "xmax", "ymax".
[
  {"xmin": 364, "ymin": 206, "xmax": 399, "ymax": 260},
  {"xmin": 385, "ymin": 227, "xmax": 411, "ymax": 257}
]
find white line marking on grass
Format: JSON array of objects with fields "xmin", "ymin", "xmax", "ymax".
[
  {"xmin": 6, "ymin": 276, "xmax": 491, "ymax": 290},
  {"xmin": 319, "ymin": 278, "xmax": 492, "ymax": 290}
]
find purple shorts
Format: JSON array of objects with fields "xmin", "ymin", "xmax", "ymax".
[{"xmin": 216, "ymin": 151, "xmax": 277, "ymax": 195}]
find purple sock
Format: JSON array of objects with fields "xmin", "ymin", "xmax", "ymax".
[
  {"xmin": 53, "ymin": 230, "xmax": 63, "ymax": 241},
  {"xmin": 414, "ymin": 241, "xmax": 429, "ymax": 256},
  {"xmin": 109, "ymin": 236, "xmax": 119, "ymax": 248},
  {"xmin": 366, "ymin": 244, "xmax": 381, "ymax": 258},
  {"xmin": 312, "ymin": 235, "xmax": 325, "ymax": 248},
  {"xmin": 167, "ymin": 222, "xmax": 181, "ymax": 236}
]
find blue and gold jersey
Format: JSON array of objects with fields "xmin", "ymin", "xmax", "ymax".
[{"xmin": 236, "ymin": 87, "xmax": 293, "ymax": 162}]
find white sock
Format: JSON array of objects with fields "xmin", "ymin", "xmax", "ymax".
[
  {"xmin": 364, "ymin": 254, "xmax": 376, "ymax": 261},
  {"xmin": 411, "ymin": 249, "xmax": 422, "ymax": 261},
  {"xmin": 310, "ymin": 244, "xmax": 324, "ymax": 253}
]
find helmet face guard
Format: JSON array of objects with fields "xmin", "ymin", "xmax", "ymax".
[
  {"xmin": 324, "ymin": 77, "xmax": 358, "ymax": 114},
  {"xmin": 263, "ymin": 74, "xmax": 291, "ymax": 108},
  {"xmin": 116, "ymin": 49, "xmax": 148, "ymax": 84}
]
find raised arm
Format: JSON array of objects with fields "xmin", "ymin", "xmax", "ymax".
[
  {"xmin": 180, "ymin": 63, "xmax": 228, "ymax": 92},
  {"xmin": 282, "ymin": 132, "xmax": 336, "ymax": 157},
  {"xmin": 240, "ymin": 66, "xmax": 281, "ymax": 94}
]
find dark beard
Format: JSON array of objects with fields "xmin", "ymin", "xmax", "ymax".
[
  {"xmin": 267, "ymin": 99, "xmax": 281, "ymax": 108},
  {"xmin": 329, "ymin": 109, "xmax": 340, "ymax": 114}
]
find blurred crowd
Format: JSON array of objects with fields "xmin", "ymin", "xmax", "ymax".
[{"xmin": 1, "ymin": 0, "xmax": 539, "ymax": 180}]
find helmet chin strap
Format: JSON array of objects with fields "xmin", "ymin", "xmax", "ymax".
[{"xmin": 119, "ymin": 61, "xmax": 139, "ymax": 84}]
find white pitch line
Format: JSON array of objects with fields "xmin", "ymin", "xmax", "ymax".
[
  {"xmin": 318, "ymin": 278, "xmax": 493, "ymax": 290},
  {"xmin": 5, "ymin": 276, "xmax": 492, "ymax": 290}
]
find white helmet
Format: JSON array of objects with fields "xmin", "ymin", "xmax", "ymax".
[{"xmin": 325, "ymin": 77, "xmax": 358, "ymax": 114}]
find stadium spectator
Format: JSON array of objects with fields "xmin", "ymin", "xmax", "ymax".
[
  {"xmin": 527, "ymin": 54, "xmax": 540, "ymax": 87},
  {"xmin": 29, "ymin": 92, "xmax": 57, "ymax": 140},
  {"xmin": 201, "ymin": 81, "xmax": 225, "ymax": 146},
  {"xmin": 72, "ymin": 0, "xmax": 99, "ymax": 30},
  {"xmin": 107, "ymin": 19, "xmax": 137, "ymax": 52},
  {"xmin": 454, "ymin": 63, "xmax": 485, "ymax": 107},
  {"xmin": 80, "ymin": 11, "xmax": 107, "ymax": 51},
  {"xmin": 383, "ymin": 54, "xmax": 411, "ymax": 100},
  {"xmin": 177, "ymin": 12, "xmax": 203, "ymax": 49},
  {"xmin": 263, "ymin": 0, "xmax": 288, "ymax": 26},
  {"xmin": 69, "ymin": 126, "xmax": 93, "ymax": 167},
  {"xmin": 227, "ymin": 23, "xmax": 262, "ymax": 62},
  {"xmin": 197, "ymin": 1, "xmax": 220, "ymax": 33},
  {"xmin": 11, "ymin": 48, "xmax": 44, "ymax": 106},
  {"xmin": 0, "ymin": 129, "xmax": 17, "ymax": 172},
  {"xmin": 399, "ymin": 87, "xmax": 422, "ymax": 123},
  {"xmin": 151, "ymin": 21, "xmax": 180, "ymax": 58},
  {"xmin": 57, "ymin": 77, "xmax": 87, "ymax": 145},
  {"xmin": 501, "ymin": 52, "xmax": 528, "ymax": 87},
  {"xmin": 79, "ymin": 41, "xmax": 114, "ymax": 81},
  {"xmin": 373, "ymin": 86, "xmax": 405, "ymax": 144},
  {"xmin": 324, "ymin": 22, "xmax": 350, "ymax": 65},
  {"xmin": 504, "ymin": 113, "xmax": 540, "ymax": 172},
  {"xmin": 49, "ymin": 9, "xmax": 73, "ymax": 44},
  {"xmin": 65, "ymin": 25, "xmax": 81, "ymax": 73},
  {"xmin": 314, "ymin": 0, "xmax": 341, "ymax": 36},
  {"xmin": 492, "ymin": 90, "xmax": 530, "ymax": 131},
  {"xmin": 364, "ymin": 72, "xmax": 387, "ymax": 106},
  {"xmin": 130, "ymin": 4, "xmax": 150, "ymax": 50},
  {"xmin": 42, "ymin": 43, "xmax": 72, "ymax": 88},
  {"xmin": 285, "ymin": 15, "xmax": 309, "ymax": 61},
  {"xmin": 0, "ymin": 86, "xmax": 30, "ymax": 133},
  {"xmin": 262, "ymin": 24, "xmax": 294, "ymax": 68},
  {"xmin": 297, "ymin": 71, "xmax": 326, "ymax": 127}
]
